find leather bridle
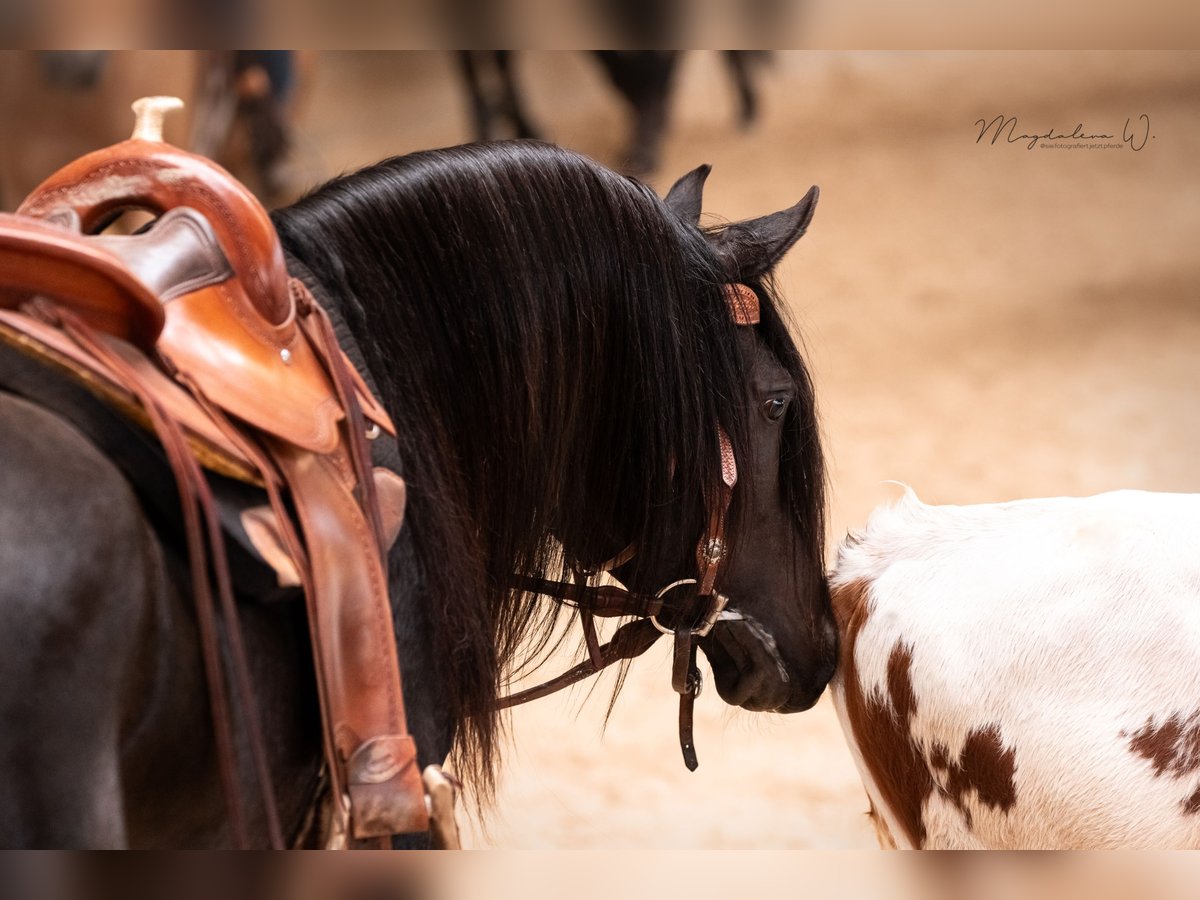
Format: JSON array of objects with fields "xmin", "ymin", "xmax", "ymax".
[{"xmin": 497, "ymin": 284, "xmax": 761, "ymax": 771}]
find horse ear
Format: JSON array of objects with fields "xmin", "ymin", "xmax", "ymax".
[
  {"xmin": 709, "ymin": 185, "xmax": 819, "ymax": 282},
  {"xmin": 663, "ymin": 164, "xmax": 712, "ymax": 226}
]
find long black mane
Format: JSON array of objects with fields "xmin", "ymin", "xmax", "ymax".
[{"xmin": 272, "ymin": 141, "xmax": 824, "ymax": 798}]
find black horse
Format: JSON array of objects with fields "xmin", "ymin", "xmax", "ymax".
[{"xmin": 0, "ymin": 140, "xmax": 834, "ymax": 847}]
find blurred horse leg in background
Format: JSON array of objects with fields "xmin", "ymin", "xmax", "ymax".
[
  {"xmin": 453, "ymin": 49, "xmax": 752, "ymax": 174},
  {"xmin": 456, "ymin": 51, "xmax": 544, "ymax": 142},
  {"xmin": 589, "ymin": 48, "xmax": 776, "ymax": 173},
  {"xmin": 723, "ymin": 50, "xmax": 773, "ymax": 128},
  {"xmin": 448, "ymin": 0, "xmax": 784, "ymax": 177},
  {"xmin": 587, "ymin": 0, "xmax": 681, "ymax": 174},
  {"xmin": 591, "ymin": 51, "xmax": 680, "ymax": 175},
  {"xmin": 457, "ymin": 52, "xmax": 496, "ymax": 140}
]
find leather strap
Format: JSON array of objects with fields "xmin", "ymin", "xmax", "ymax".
[
  {"xmin": 37, "ymin": 301, "xmax": 283, "ymax": 848},
  {"xmin": 510, "ymin": 574, "xmax": 664, "ymax": 619},
  {"xmin": 272, "ymin": 282, "xmax": 429, "ymax": 839},
  {"xmin": 677, "ymin": 641, "xmax": 701, "ymax": 772},
  {"xmin": 494, "ymin": 619, "xmax": 661, "ymax": 709}
]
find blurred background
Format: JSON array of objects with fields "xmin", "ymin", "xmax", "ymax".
[
  {"xmin": 1, "ymin": 50, "xmax": 1198, "ymax": 848},
  {"xmin": 6, "ymin": 851, "xmax": 1200, "ymax": 899},
  {"xmin": 4, "ymin": 1, "xmax": 1200, "ymax": 48}
]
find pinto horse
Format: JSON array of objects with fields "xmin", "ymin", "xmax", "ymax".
[
  {"xmin": 0, "ymin": 140, "xmax": 834, "ymax": 847},
  {"xmin": 832, "ymin": 488, "xmax": 1200, "ymax": 849}
]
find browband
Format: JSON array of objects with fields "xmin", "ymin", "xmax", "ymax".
[{"xmin": 723, "ymin": 283, "xmax": 760, "ymax": 326}]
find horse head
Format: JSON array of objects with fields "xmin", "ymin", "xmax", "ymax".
[
  {"xmin": 274, "ymin": 142, "xmax": 837, "ymax": 789},
  {"xmin": 636, "ymin": 163, "xmax": 836, "ymax": 714}
]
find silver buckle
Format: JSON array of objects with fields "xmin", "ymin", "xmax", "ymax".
[{"xmin": 650, "ymin": 579, "xmax": 729, "ymax": 638}]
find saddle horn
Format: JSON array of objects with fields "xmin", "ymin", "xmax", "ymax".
[{"xmin": 17, "ymin": 96, "xmax": 291, "ymax": 329}]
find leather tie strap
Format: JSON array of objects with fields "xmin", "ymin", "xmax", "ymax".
[
  {"xmin": 671, "ymin": 629, "xmax": 693, "ymax": 694},
  {"xmin": 673, "ymin": 633, "xmax": 698, "ymax": 770},
  {"xmin": 494, "ymin": 619, "xmax": 661, "ymax": 709},
  {"xmin": 677, "ymin": 650, "xmax": 701, "ymax": 772}
]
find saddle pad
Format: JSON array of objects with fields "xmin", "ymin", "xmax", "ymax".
[{"xmin": 0, "ymin": 310, "xmax": 259, "ymax": 484}]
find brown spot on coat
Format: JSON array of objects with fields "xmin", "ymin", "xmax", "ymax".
[
  {"xmin": 835, "ymin": 579, "xmax": 1018, "ymax": 847},
  {"xmin": 1125, "ymin": 711, "xmax": 1200, "ymax": 817},
  {"xmin": 930, "ymin": 725, "xmax": 1018, "ymax": 828},
  {"xmin": 1185, "ymin": 788, "xmax": 1200, "ymax": 816},
  {"xmin": 1127, "ymin": 713, "xmax": 1200, "ymax": 778}
]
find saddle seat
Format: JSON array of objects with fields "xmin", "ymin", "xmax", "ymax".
[{"xmin": 0, "ymin": 211, "xmax": 166, "ymax": 348}]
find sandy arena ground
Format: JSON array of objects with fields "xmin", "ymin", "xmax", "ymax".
[{"xmin": 8, "ymin": 51, "xmax": 1199, "ymax": 848}]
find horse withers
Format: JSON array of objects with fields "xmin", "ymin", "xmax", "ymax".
[{"xmin": 0, "ymin": 135, "xmax": 835, "ymax": 847}]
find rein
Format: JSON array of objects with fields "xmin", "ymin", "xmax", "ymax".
[{"xmin": 496, "ymin": 284, "xmax": 761, "ymax": 771}]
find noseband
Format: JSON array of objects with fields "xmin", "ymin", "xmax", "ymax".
[{"xmin": 497, "ymin": 283, "xmax": 761, "ymax": 771}]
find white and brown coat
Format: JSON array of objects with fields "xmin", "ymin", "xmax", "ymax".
[{"xmin": 831, "ymin": 489, "xmax": 1200, "ymax": 849}]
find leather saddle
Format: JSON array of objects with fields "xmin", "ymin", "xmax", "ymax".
[
  {"xmin": 10, "ymin": 131, "xmax": 382, "ymax": 454},
  {"xmin": 0, "ymin": 99, "xmax": 446, "ymax": 846}
]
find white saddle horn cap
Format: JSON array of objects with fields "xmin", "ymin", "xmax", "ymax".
[{"xmin": 131, "ymin": 96, "xmax": 184, "ymax": 143}]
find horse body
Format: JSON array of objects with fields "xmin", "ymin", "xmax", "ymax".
[
  {"xmin": 0, "ymin": 391, "xmax": 155, "ymax": 847},
  {"xmin": 0, "ymin": 388, "xmax": 347, "ymax": 847},
  {"xmin": 831, "ymin": 489, "xmax": 1200, "ymax": 849},
  {"xmin": 0, "ymin": 139, "xmax": 833, "ymax": 846}
]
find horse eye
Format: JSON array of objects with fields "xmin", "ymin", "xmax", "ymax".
[{"xmin": 764, "ymin": 398, "xmax": 787, "ymax": 421}]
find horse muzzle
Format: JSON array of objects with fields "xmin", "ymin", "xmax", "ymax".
[{"xmin": 699, "ymin": 612, "xmax": 836, "ymax": 713}]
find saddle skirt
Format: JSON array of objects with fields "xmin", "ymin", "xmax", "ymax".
[{"xmin": 0, "ymin": 102, "xmax": 431, "ymax": 845}]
